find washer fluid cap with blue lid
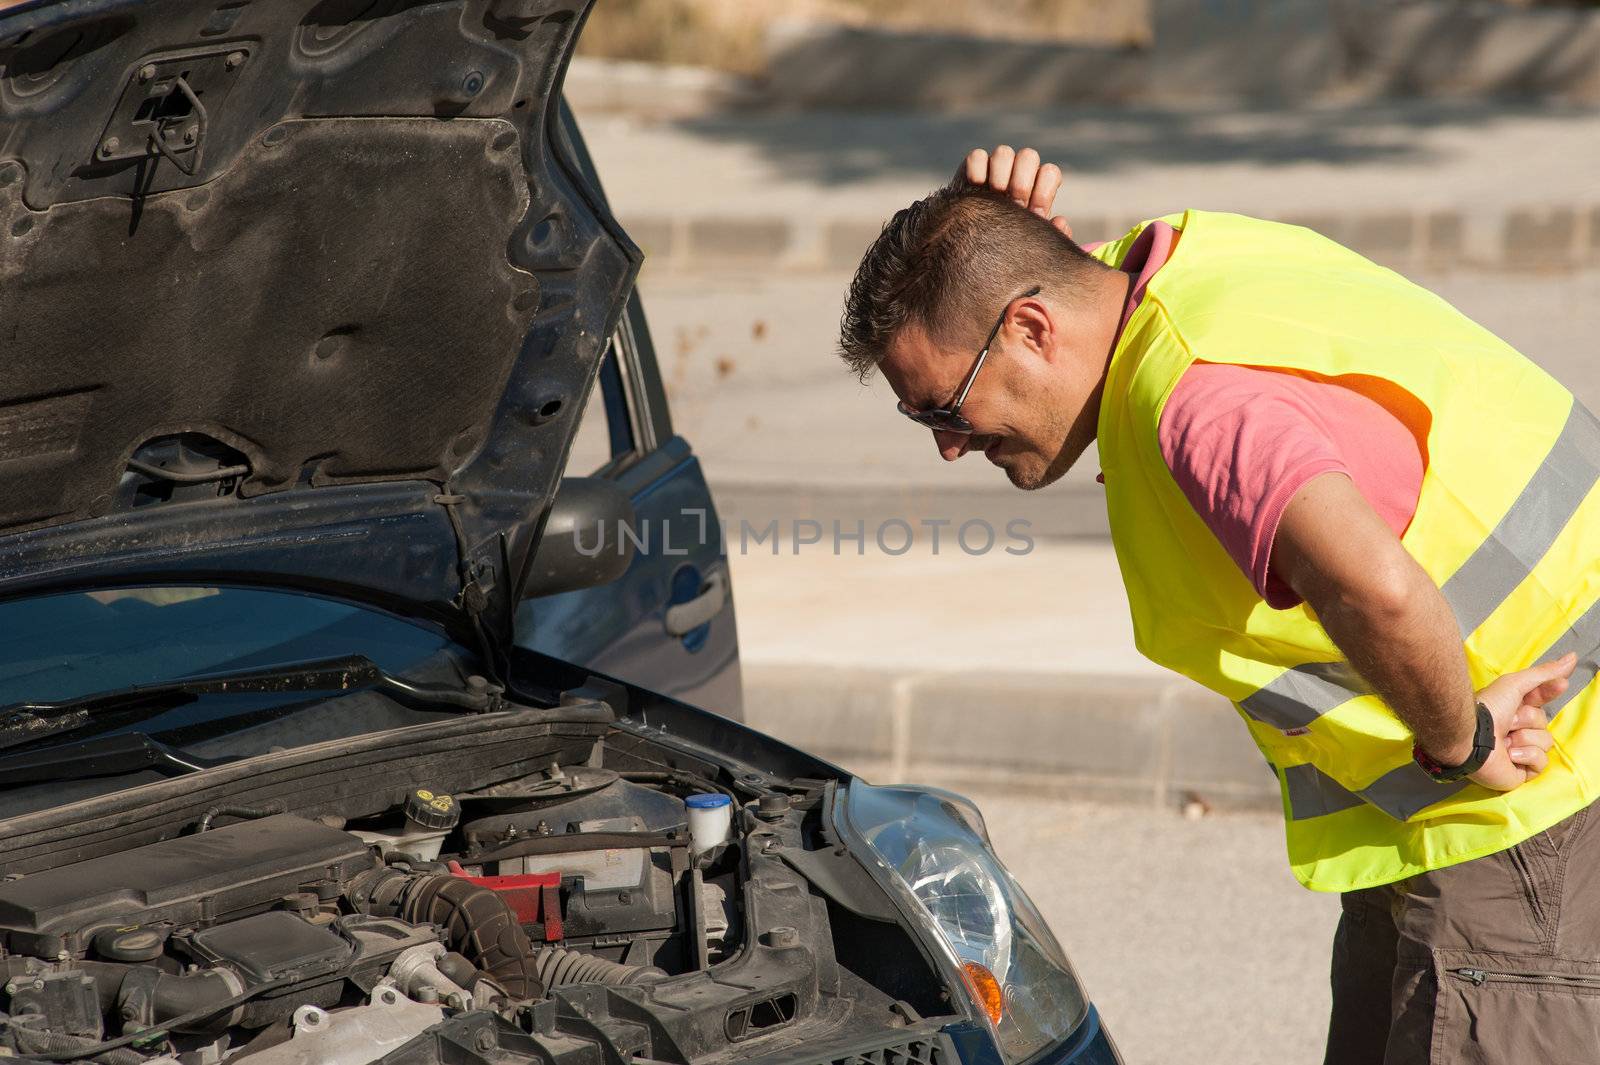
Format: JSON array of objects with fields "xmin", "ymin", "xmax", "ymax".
[{"xmin": 685, "ymin": 793, "xmax": 732, "ymax": 855}]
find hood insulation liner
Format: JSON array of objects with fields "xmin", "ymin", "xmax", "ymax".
[{"xmin": 0, "ymin": 118, "xmax": 535, "ymax": 534}]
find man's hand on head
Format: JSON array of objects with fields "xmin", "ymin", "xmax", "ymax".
[{"xmin": 957, "ymin": 146, "xmax": 1072, "ymax": 237}]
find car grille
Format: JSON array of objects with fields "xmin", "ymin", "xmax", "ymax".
[{"xmin": 800, "ymin": 1033, "xmax": 957, "ymax": 1065}]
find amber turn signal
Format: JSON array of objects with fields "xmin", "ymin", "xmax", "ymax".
[{"xmin": 961, "ymin": 961, "xmax": 1004, "ymax": 1024}]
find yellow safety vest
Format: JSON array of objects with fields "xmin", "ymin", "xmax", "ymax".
[{"xmin": 1092, "ymin": 211, "xmax": 1600, "ymax": 892}]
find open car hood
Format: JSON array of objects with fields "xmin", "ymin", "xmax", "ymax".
[{"xmin": 0, "ymin": 0, "xmax": 638, "ymax": 656}]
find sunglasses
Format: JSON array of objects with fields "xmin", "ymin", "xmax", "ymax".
[{"xmin": 896, "ymin": 285, "xmax": 1042, "ymax": 435}]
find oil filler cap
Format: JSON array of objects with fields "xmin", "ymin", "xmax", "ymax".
[
  {"xmin": 404, "ymin": 788, "xmax": 460, "ymax": 831},
  {"xmin": 94, "ymin": 925, "xmax": 169, "ymax": 963}
]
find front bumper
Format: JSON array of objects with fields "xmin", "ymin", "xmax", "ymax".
[{"xmin": 945, "ymin": 1007, "xmax": 1122, "ymax": 1065}]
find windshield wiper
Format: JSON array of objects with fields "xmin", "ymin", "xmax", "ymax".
[
  {"xmin": 0, "ymin": 654, "xmax": 504, "ymax": 750},
  {"xmin": 0, "ymin": 730, "xmax": 227, "ymax": 787}
]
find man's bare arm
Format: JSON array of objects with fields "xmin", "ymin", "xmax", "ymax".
[{"xmin": 1272, "ymin": 472, "xmax": 1574, "ymax": 790}]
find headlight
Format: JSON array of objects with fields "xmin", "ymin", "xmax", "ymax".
[{"xmin": 838, "ymin": 783, "xmax": 1088, "ymax": 1063}]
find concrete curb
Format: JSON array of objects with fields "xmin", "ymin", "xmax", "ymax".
[
  {"xmin": 740, "ymin": 662, "xmax": 1283, "ymax": 811},
  {"xmin": 629, "ymin": 205, "xmax": 1600, "ymax": 278}
]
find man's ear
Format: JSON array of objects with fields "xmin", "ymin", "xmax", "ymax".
[{"xmin": 1008, "ymin": 297, "xmax": 1054, "ymax": 360}]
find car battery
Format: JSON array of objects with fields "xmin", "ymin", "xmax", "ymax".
[{"xmin": 493, "ymin": 817, "xmax": 679, "ymax": 940}]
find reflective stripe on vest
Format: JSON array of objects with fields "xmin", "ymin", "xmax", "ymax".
[
  {"xmin": 1286, "ymin": 585, "xmax": 1600, "ymax": 822},
  {"xmin": 1439, "ymin": 403, "xmax": 1600, "ymax": 636},
  {"xmin": 1239, "ymin": 403, "xmax": 1600, "ymax": 744}
]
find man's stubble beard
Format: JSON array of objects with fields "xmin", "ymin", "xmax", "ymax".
[
  {"xmin": 1008, "ymin": 440, "xmax": 1079, "ymax": 491},
  {"xmin": 1009, "ymin": 383, "xmax": 1099, "ymax": 492}
]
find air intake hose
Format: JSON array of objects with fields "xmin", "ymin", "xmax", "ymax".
[
  {"xmin": 76, "ymin": 961, "xmax": 244, "ymax": 1034},
  {"xmin": 346, "ymin": 870, "xmax": 666, "ymax": 997},
  {"xmin": 531, "ymin": 945, "xmax": 666, "ymax": 988},
  {"xmin": 349, "ymin": 869, "xmax": 543, "ymax": 998}
]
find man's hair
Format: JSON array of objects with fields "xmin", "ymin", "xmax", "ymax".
[{"xmin": 837, "ymin": 184, "xmax": 1105, "ymax": 381}]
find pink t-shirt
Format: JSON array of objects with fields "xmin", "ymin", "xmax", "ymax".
[{"xmin": 1103, "ymin": 222, "xmax": 1425, "ymax": 608}]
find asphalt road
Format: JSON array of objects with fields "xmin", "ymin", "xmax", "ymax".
[{"xmin": 962, "ymin": 789, "xmax": 1341, "ymax": 1065}]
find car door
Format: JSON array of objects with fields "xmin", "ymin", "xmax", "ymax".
[{"xmin": 513, "ymin": 104, "xmax": 742, "ymax": 721}]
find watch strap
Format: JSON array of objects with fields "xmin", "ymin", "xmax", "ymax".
[{"xmin": 1414, "ymin": 702, "xmax": 1496, "ymax": 783}]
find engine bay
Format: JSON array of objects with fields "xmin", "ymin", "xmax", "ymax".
[{"xmin": 0, "ymin": 702, "xmax": 959, "ymax": 1065}]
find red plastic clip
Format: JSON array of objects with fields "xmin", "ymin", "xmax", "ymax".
[
  {"xmin": 447, "ymin": 860, "xmax": 562, "ymax": 937},
  {"xmin": 541, "ymin": 882, "xmax": 563, "ymax": 942}
]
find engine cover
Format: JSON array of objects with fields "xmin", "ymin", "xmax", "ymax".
[
  {"xmin": 0, "ymin": 815, "xmax": 373, "ymax": 957},
  {"xmin": 188, "ymin": 911, "xmax": 353, "ymax": 984}
]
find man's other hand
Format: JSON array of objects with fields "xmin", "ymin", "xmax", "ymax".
[
  {"xmin": 958, "ymin": 146, "xmax": 1072, "ymax": 236},
  {"xmin": 1469, "ymin": 652, "xmax": 1577, "ymax": 792}
]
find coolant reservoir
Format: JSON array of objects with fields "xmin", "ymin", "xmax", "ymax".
[
  {"xmin": 354, "ymin": 788, "xmax": 460, "ymax": 861},
  {"xmin": 685, "ymin": 794, "xmax": 732, "ymax": 857}
]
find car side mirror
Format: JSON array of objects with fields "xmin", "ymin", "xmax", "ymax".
[{"xmin": 523, "ymin": 477, "xmax": 637, "ymax": 598}]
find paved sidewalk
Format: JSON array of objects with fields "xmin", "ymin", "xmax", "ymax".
[{"xmin": 579, "ymin": 101, "xmax": 1600, "ymax": 274}]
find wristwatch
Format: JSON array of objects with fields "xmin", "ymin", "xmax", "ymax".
[{"xmin": 1413, "ymin": 702, "xmax": 1497, "ymax": 782}]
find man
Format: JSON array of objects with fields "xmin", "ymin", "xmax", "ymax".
[{"xmin": 837, "ymin": 145, "xmax": 1600, "ymax": 1064}]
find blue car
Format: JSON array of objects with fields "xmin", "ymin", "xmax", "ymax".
[{"xmin": 0, "ymin": 1, "xmax": 1121, "ymax": 1063}]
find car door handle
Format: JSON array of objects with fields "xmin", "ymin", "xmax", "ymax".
[{"xmin": 664, "ymin": 570, "xmax": 727, "ymax": 637}]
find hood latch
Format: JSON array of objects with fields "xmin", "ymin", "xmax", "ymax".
[
  {"xmin": 95, "ymin": 49, "xmax": 248, "ymax": 178},
  {"xmin": 143, "ymin": 73, "xmax": 207, "ymax": 176}
]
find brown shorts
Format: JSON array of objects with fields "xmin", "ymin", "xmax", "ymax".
[{"xmin": 1323, "ymin": 802, "xmax": 1600, "ymax": 1065}]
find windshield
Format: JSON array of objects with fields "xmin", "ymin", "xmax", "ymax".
[
  {"xmin": 0, "ymin": 586, "xmax": 465, "ymax": 814},
  {"xmin": 0, "ymin": 586, "xmax": 449, "ymax": 705}
]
